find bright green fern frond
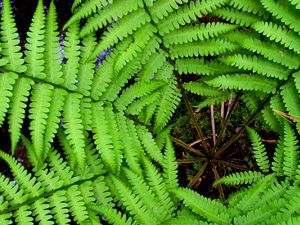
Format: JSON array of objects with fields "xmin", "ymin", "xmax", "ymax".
[
  {"xmin": 0, "ymin": 0, "xmax": 26, "ymax": 72},
  {"xmin": 0, "ymin": 72, "xmax": 18, "ymax": 126},
  {"xmin": 176, "ymin": 58, "xmax": 238, "ymax": 76},
  {"xmin": 184, "ymin": 82, "xmax": 228, "ymax": 97},
  {"xmin": 213, "ymin": 7, "xmax": 261, "ymax": 27},
  {"xmin": 157, "ymin": 0, "xmax": 229, "ymax": 35},
  {"xmin": 173, "ymin": 187, "xmax": 231, "ymax": 224},
  {"xmin": 64, "ymin": 0, "xmax": 109, "ymax": 29},
  {"xmin": 169, "ymin": 39, "xmax": 238, "ymax": 59},
  {"xmin": 288, "ymin": 0, "xmax": 300, "ymax": 8},
  {"xmin": 117, "ymin": 113, "xmax": 141, "ymax": 175},
  {"xmin": 223, "ymin": 54, "xmax": 291, "ymax": 80},
  {"xmin": 8, "ymin": 77, "xmax": 34, "ymax": 154},
  {"xmin": 62, "ymin": 23, "xmax": 81, "ymax": 90},
  {"xmin": 137, "ymin": 126, "xmax": 164, "ymax": 165},
  {"xmin": 110, "ymin": 175, "xmax": 157, "ymax": 225},
  {"xmin": 91, "ymin": 103, "xmax": 117, "ymax": 173},
  {"xmin": 62, "ymin": 93, "xmax": 86, "ymax": 172},
  {"xmin": 77, "ymin": 34, "xmax": 97, "ymax": 96},
  {"xmin": 24, "ymin": 0, "xmax": 46, "ymax": 79},
  {"xmin": 88, "ymin": 204, "xmax": 134, "ymax": 225},
  {"xmin": 240, "ymin": 38, "xmax": 300, "ymax": 70},
  {"xmin": 163, "ymin": 22, "xmax": 237, "ymax": 47},
  {"xmin": 282, "ymin": 122, "xmax": 299, "ymax": 178},
  {"xmin": 253, "ymin": 21, "xmax": 300, "ymax": 55},
  {"xmin": 228, "ymin": 0, "xmax": 267, "ymax": 15},
  {"xmin": 29, "ymin": 83, "xmax": 54, "ymax": 161},
  {"xmin": 114, "ymin": 81, "xmax": 163, "ymax": 112},
  {"xmin": 79, "ymin": 0, "xmax": 144, "ymax": 38},
  {"xmin": 206, "ymin": 74, "xmax": 277, "ymax": 93},
  {"xmin": 44, "ymin": 1, "xmax": 63, "ymax": 85},
  {"xmin": 0, "ymin": 151, "xmax": 43, "ymax": 198},
  {"xmin": 261, "ymin": 0, "xmax": 300, "ymax": 34},
  {"xmin": 142, "ymin": 156, "xmax": 175, "ymax": 222},
  {"xmin": 154, "ymin": 78, "xmax": 181, "ymax": 132},
  {"xmin": 43, "ymin": 88, "xmax": 67, "ymax": 159},
  {"xmin": 90, "ymin": 10, "xmax": 151, "ymax": 59},
  {"xmin": 236, "ymin": 174, "xmax": 276, "ymax": 211},
  {"xmin": 215, "ymin": 171, "xmax": 264, "ymax": 186},
  {"xmin": 247, "ymin": 127, "xmax": 270, "ymax": 173},
  {"xmin": 163, "ymin": 138, "xmax": 179, "ymax": 190},
  {"xmin": 148, "ymin": 0, "xmax": 189, "ymax": 23}
]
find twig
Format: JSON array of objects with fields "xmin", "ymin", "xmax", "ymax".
[
  {"xmin": 211, "ymin": 105, "xmax": 216, "ymax": 146},
  {"xmin": 170, "ymin": 136, "xmax": 204, "ymax": 157},
  {"xmin": 188, "ymin": 161, "xmax": 208, "ymax": 188}
]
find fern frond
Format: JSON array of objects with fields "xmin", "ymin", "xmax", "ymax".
[
  {"xmin": 89, "ymin": 9, "xmax": 150, "ymax": 59},
  {"xmin": 148, "ymin": 0, "xmax": 189, "ymax": 23},
  {"xmin": 114, "ymin": 81, "xmax": 163, "ymax": 111},
  {"xmin": 88, "ymin": 204, "xmax": 134, "ymax": 225},
  {"xmin": 0, "ymin": 72, "xmax": 18, "ymax": 126},
  {"xmin": 62, "ymin": 93, "xmax": 86, "ymax": 172},
  {"xmin": 215, "ymin": 171, "xmax": 264, "ymax": 186},
  {"xmin": 110, "ymin": 175, "xmax": 157, "ymax": 225},
  {"xmin": 117, "ymin": 113, "xmax": 141, "ymax": 175},
  {"xmin": 80, "ymin": 0, "xmax": 144, "ymax": 37},
  {"xmin": 240, "ymin": 38, "xmax": 300, "ymax": 70},
  {"xmin": 247, "ymin": 127, "xmax": 270, "ymax": 172},
  {"xmin": 77, "ymin": 34, "xmax": 97, "ymax": 96},
  {"xmin": 64, "ymin": 0, "xmax": 109, "ymax": 29},
  {"xmin": 114, "ymin": 24, "xmax": 157, "ymax": 73},
  {"xmin": 176, "ymin": 58, "xmax": 238, "ymax": 76},
  {"xmin": 62, "ymin": 23, "xmax": 81, "ymax": 90},
  {"xmin": 288, "ymin": 0, "xmax": 300, "ymax": 8},
  {"xmin": 137, "ymin": 126, "xmax": 164, "ymax": 165},
  {"xmin": 44, "ymin": 1, "xmax": 63, "ymax": 85},
  {"xmin": 195, "ymin": 93, "xmax": 234, "ymax": 109},
  {"xmin": 8, "ymin": 77, "xmax": 34, "ymax": 153},
  {"xmin": 228, "ymin": 0, "xmax": 266, "ymax": 15},
  {"xmin": 0, "ymin": 151, "xmax": 43, "ymax": 198},
  {"xmin": 170, "ymin": 39, "xmax": 238, "ymax": 59},
  {"xmin": 214, "ymin": 7, "xmax": 261, "ymax": 26},
  {"xmin": 142, "ymin": 157, "xmax": 175, "ymax": 222},
  {"xmin": 43, "ymin": 89, "xmax": 67, "ymax": 159},
  {"xmin": 24, "ymin": 0, "xmax": 46, "ymax": 79},
  {"xmin": 282, "ymin": 122, "xmax": 299, "ymax": 178},
  {"xmin": 261, "ymin": 0, "xmax": 300, "ymax": 34},
  {"xmin": 184, "ymin": 82, "xmax": 228, "ymax": 97},
  {"xmin": 157, "ymin": 0, "xmax": 229, "ymax": 35},
  {"xmin": 163, "ymin": 22, "xmax": 237, "ymax": 47},
  {"xmin": 253, "ymin": 21, "xmax": 300, "ymax": 54},
  {"xmin": 206, "ymin": 74, "xmax": 277, "ymax": 93},
  {"xmin": 173, "ymin": 187, "xmax": 231, "ymax": 224},
  {"xmin": 222, "ymin": 54, "xmax": 290, "ymax": 80},
  {"xmin": 163, "ymin": 138, "xmax": 178, "ymax": 190},
  {"xmin": 154, "ymin": 78, "xmax": 181, "ymax": 132},
  {"xmin": 138, "ymin": 51, "xmax": 166, "ymax": 82},
  {"xmin": 91, "ymin": 103, "xmax": 120, "ymax": 174},
  {"xmin": 0, "ymin": 0, "xmax": 25, "ymax": 72},
  {"xmin": 236, "ymin": 174, "xmax": 276, "ymax": 211},
  {"xmin": 29, "ymin": 83, "xmax": 54, "ymax": 160}
]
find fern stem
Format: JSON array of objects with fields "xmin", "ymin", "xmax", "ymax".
[
  {"xmin": 170, "ymin": 136, "xmax": 204, "ymax": 157},
  {"xmin": 213, "ymin": 92, "xmax": 241, "ymax": 153},
  {"xmin": 212, "ymin": 159, "xmax": 247, "ymax": 170},
  {"xmin": 188, "ymin": 161, "xmax": 208, "ymax": 188},
  {"xmin": 211, "ymin": 163, "xmax": 225, "ymax": 200},
  {"xmin": 180, "ymin": 83, "xmax": 210, "ymax": 155},
  {"xmin": 177, "ymin": 158, "xmax": 206, "ymax": 164},
  {"xmin": 211, "ymin": 105, "xmax": 216, "ymax": 146},
  {"xmin": 215, "ymin": 68, "xmax": 299, "ymax": 158}
]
